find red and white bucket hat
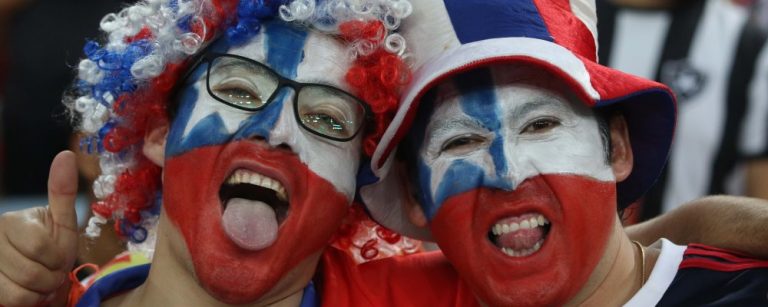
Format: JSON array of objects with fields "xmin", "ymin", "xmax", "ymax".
[{"xmin": 358, "ymin": 0, "xmax": 678, "ymax": 240}]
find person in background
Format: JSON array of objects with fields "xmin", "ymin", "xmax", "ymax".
[
  {"xmin": 0, "ymin": 0, "xmax": 125, "ymax": 197},
  {"xmin": 596, "ymin": 0, "xmax": 768, "ymax": 220}
]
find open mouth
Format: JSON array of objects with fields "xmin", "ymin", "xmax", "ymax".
[
  {"xmin": 219, "ymin": 169, "xmax": 289, "ymax": 222},
  {"xmin": 218, "ymin": 169, "xmax": 290, "ymax": 250},
  {"xmin": 488, "ymin": 213, "xmax": 551, "ymax": 257}
]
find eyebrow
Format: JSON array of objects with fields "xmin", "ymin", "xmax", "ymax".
[
  {"xmin": 508, "ymin": 98, "xmax": 566, "ymax": 121},
  {"xmin": 211, "ymin": 58, "xmax": 264, "ymax": 75},
  {"xmin": 426, "ymin": 117, "xmax": 485, "ymax": 140}
]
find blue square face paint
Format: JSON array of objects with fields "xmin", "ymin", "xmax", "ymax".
[{"xmin": 166, "ymin": 21, "xmax": 309, "ymax": 157}]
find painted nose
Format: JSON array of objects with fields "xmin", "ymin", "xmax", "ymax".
[
  {"xmin": 267, "ymin": 90, "xmax": 301, "ymax": 152},
  {"xmin": 232, "ymin": 88, "xmax": 294, "ymax": 150}
]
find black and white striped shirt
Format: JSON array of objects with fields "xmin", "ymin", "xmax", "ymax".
[{"xmin": 597, "ymin": 0, "xmax": 768, "ymax": 219}]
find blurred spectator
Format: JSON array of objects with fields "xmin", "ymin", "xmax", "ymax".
[
  {"xmin": 0, "ymin": 0, "xmax": 33, "ymax": 195},
  {"xmin": 1, "ymin": 0, "xmax": 125, "ymax": 196},
  {"xmin": 597, "ymin": 0, "xmax": 768, "ymax": 220}
]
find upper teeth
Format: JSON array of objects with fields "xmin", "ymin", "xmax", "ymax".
[
  {"xmin": 492, "ymin": 214, "xmax": 549, "ymax": 236},
  {"xmin": 226, "ymin": 169, "xmax": 287, "ymax": 202}
]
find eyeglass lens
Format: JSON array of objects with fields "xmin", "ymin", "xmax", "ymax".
[{"xmin": 207, "ymin": 55, "xmax": 366, "ymax": 141}]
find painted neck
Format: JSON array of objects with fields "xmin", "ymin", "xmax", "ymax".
[
  {"xmin": 101, "ymin": 214, "xmax": 305, "ymax": 307},
  {"xmin": 564, "ymin": 218, "xmax": 654, "ymax": 306}
]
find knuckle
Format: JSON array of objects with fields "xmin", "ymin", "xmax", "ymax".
[
  {"xmin": 26, "ymin": 238, "xmax": 49, "ymax": 256},
  {"xmin": 22, "ymin": 267, "xmax": 46, "ymax": 286}
]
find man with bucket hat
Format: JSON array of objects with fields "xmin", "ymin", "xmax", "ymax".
[{"xmin": 360, "ymin": 0, "xmax": 768, "ymax": 305}]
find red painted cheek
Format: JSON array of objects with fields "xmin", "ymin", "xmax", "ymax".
[
  {"xmin": 431, "ymin": 174, "xmax": 616, "ymax": 307},
  {"xmin": 163, "ymin": 143, "xmax": 349, "ymax": 304}
]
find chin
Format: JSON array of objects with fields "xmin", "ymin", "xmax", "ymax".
[
  {"xmin": 430, "ymin": 174, "xmax": 616, "ymax": 307},
  {"xmin": 162, "ymin": 141, "xmax": 350, "ymax": 304}
]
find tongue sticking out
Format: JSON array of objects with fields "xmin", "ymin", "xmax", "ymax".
[{"xmin": 222, "ymin": 198, "xmax": 278, "ymax": 250}]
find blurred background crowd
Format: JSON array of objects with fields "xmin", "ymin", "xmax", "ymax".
[{"xmin": 0, "ymin": 0, "xmax": 767, "ymax": 266}]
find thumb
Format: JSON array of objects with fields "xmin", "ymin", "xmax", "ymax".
[{"xmin": 48, "ymin": 151, "xmax": 79, "ymax": 255}]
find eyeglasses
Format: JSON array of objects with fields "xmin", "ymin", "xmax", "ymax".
[{"xmin": 186, "ymin": 53, "xmax": 371, "ymax": 142}]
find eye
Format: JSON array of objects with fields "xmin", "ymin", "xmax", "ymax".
[
  {"xmin": 440, "ymin": 134, "xmax": 487, "ymax": 155},
  {"xmin": 298, "ymin": 87, "xmax": 365, "ymax": 140},
  {"xmin": 522, "ymin": 117, "xmax": 560, "ymax": 134},
  {"xmin": 300, "ymin": 108, "xmax": 350, "ymax": 138},
  {"xmin": 211, "ymin": 79, "xmax": 267, "ymax": 109}
]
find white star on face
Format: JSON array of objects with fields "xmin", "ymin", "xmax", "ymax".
[{"xmin": 181, "ymin": 83, "xmax": 252, "ymax": 139}]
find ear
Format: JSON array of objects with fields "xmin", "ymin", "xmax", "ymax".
[
  {"xmin": 143, "ymin": 123, "xmax": 169, "ymax": 167},
  {"xmin": 407, "ymin": 195, "xmax": 428, "ymax": 228},
  {"xmin": 390, "ymin": 159, "xmax": 428, "ymax": 227},
  {"xmin": 394, "ymin": 160, "xmax": 428, "ymax": 228},
  {"xmin": 609, "ymin": 114, "xmax": 634, "ymax": 182}
]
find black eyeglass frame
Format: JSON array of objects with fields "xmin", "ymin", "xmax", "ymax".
[{"xmin": 180, "ymin": 52, "xmax": 373, "ymax": 142}]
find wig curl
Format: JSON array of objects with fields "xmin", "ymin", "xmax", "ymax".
[{"xmin": 68, "ymin": 0, "xmax": 413, "ymax": 257}]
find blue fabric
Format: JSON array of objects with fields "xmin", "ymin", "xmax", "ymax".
[
  {"xmin": 443, "ymin": 0, "xmax": 553, "ymax": 44},
  {"xmin": 300, "ymin": 281, "xmax": 319, "ymax": 307},
  {"xmin": 657, "ymin": 246, "xmax": 768, "ymax": 306},
  {"xmin": 76, "ymin": 264, "xmax": 319, "ymax": 306},
  {"xmin": 76, "ymin": 264, "xmax": 150, "ymax": 307}
]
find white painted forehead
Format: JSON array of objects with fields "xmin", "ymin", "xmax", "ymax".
[
  {"xmin": 427, "ymin": 64, "xmax": 590, "ymax": 116},
  {"xmin": 224, "ymin": 28, "xmax": 352, "ymax": 91}
]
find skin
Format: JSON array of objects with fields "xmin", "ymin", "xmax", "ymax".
[
  {"xmin": 0, "ymin": 151, "xmax": 78, "ymax": 307},
  {"xmin": 404, "ymin": 64, "xmax": 651, "ymax": 306},
  {"xmin": 746, "ymin": 160, "xmax": 768, "ymax": 200},
  {"xmin": 626, "ymin": 194, "xmax": 768, "ymax": 258}
]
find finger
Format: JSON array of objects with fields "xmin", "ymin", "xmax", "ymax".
[
  {"xmin": 0, "ymin": 236, "xmax": 66, "ymax": 293},
  {"xmin": 0, "ymin": 270, "xmax": 47, "ymax": 307},
  {"xmin": 47, "ymin": 151, "xmax": 79, "ymax": 257},
  {"xmin": 4, "ymin": 209, "xmax": 67, "ymax": 270}
]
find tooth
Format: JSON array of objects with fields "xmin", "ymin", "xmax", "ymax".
[
  {"xmin": 493, "ymin": 224, "xmax": 500, "ymax": 235},
  {"xmin": 530, "ymin": 217, "xmax": 539, "ymax": 228},
  {"xmin": 256, "ymin": 174, "xmax": 266, "ymax": 186},
  {"xmin": 260, "ymin": 177, "xmax": 271, "ymax": 188},
  {"xmin": 520, "ymin": 220, "xmax": 531, "ymax": 229},
  {"xmin": 502, "ymin": 224, "xmax": 510, "ymax": 234},
  {"xmin": 538, "ymin": 215, "xmax": 545, "ymax": 226},
  {"xmin": 534, "ymin": 241, "xmax": 542, "ymax": 251},
  {"xmin": 509, "ymin": 222, "xmax": 520, "ymax": 232},
  {"xmin": 277, "ymin": 188, "xmax": 287, "ymax": 202}
]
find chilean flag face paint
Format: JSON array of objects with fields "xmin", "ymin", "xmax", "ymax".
[
  {"xmin": 162, "ymin": 22, "xmax": 360, "ymax": 303},
  {"xmin": 409, "ymin": 65, "xmax": 617, "ymax": 306}
]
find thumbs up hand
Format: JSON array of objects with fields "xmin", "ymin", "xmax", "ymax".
[{"xmin": 0, "ymin": 151, "xmax": 80, "ymax": 306}]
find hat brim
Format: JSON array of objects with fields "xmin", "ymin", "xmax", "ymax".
[{"xmin": 362, "ymin": 37, "xmax": 676, "ymax": 240}]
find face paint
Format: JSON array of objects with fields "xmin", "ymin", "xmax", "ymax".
[
  {"xmin": 410, "ymin": 65, "xmax": 616, "ymax": 306},
  {"xmin": 162, "ymin": 21, "xmax": 361, "ymax": 303}
]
